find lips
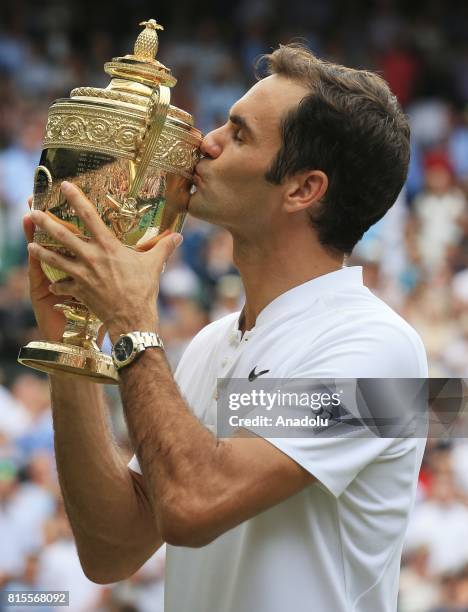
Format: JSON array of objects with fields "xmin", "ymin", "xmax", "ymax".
[{"xmin": 194, "ymin": 157, "xmax": 208, "ymax": 181}]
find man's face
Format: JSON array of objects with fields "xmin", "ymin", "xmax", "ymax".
[{"xmin": 188, "ymin": 75, "xmax": 309, "ymax": 236}]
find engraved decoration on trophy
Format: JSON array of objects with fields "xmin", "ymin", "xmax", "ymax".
[{"xmin": 18, "ymin": 19, "xmax": 202, "ymax": 383}]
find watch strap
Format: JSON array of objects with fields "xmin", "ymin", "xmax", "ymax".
[{"xmin": 130, "ymin": 331, "xmax": 165, "ymax": 351}]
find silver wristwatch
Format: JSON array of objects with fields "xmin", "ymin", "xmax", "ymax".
[{"xmin": 111, "ymin": 331, "xmax": 164, "ymax": 370}]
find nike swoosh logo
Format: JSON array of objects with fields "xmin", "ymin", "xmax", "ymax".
[{"xmin": 248, "ymin": 367, "xmax": 270, "ymax": 382}]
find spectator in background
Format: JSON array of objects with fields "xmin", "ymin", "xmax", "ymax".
[
  {"xmin": 0, "ymin": 111, "xmax": 44, "ymax": 269},
  {"xmin": 0, "ymin": 383, "xmax": 30, "ymax": 440},
  {"xmin": 37, "ymin": 500, "xmax": 105, "ymax": 611},
  {"xmin": 379, "ymin": 34, "xmax": 419, "ymax": 108},
  {"xmin": 413, "ymin": 152, "xmax": 466, "ymax": 275},
  {"xmin": 0, "ymin": 267, "xmax": 37, "ymax": 365},
  {"xmin": 109, "ymin": 547, "xmax": 166, "ymax": 612},
  {"xmin": 405, "ymin": 472, "xmax": 468, "ymax": 576},
  {"xmin": 209, "ymin": 274, "xmax": 244, "ymax": 321},
  {"xmin": 407, "ymin": 100, "xmax": 451, "ymax": 149},
  {"xmin": 431, "ymin": 566, "xmax": 468, "ymax": 612},
  {"xmin": 448, "ymin": 107, "xmax": 468, "ymax": 190},
  {"xmin": 441, "ymin": 309, "xmax": 468, "ymax": 377},
  {"xmin": 0, "ymin": 460, "xmax": 29, "ymax": 585},
  {"xmin": 0, "ymin": 455, "xmax": 53, "ymax": 584},
  {"xmin": 399, "ymin": 546, "xmax": 441, "ymax": 612},
  {"xmin": 4, "ymin": 553, "xmax": 53, "ymax": 612},
  {"xmin": 197, "ymin": 228, "xmax": 238, "ymax": 301},
  {"xmin": 196, "ymin": 58, "xmax": 245, "ymax": 133},
  {"xmin": 11, "ymin": 374, "xmax": 54, "ymax": 462}
]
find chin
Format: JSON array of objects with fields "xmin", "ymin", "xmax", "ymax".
[
  {"xmin": 187, "ymin": 192, "xmax": 202, "ymax": 217},
  {"xmin": 187, "ymin": 190, "xmax": 234, "ymax": 231},
  {"xmin": 188, "ymin": 192, "xmax": 215, "ymax": 222}
]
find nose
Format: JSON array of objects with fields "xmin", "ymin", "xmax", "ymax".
[{"xmin": 200, "ymin": 128, "xmax": 223, "ymax": 160}]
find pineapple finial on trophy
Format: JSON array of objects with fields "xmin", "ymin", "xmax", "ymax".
[
  {"xmin": 102, "ymin": 17, "xmax": 176, "ymax": 87},
  {"xmin": 135, "ymin": 19, "xmax": 164, "ymax": 60}
]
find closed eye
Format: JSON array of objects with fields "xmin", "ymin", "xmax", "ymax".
[
  {"xmin": 232, "ymin": 128, "xmax": 244, "ymax": 144},
  {"xmin": 228, "ymin": 113, "xmax": 254, "ymax": 144}
]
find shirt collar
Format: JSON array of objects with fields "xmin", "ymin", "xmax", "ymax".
[{"xmin": 236, "ymin": 266, "xmax": 363, "ymax": 334}]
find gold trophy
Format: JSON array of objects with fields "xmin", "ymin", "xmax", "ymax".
[{"xmin": 18, "ymin": 19, "xmax": 202, "ymax": 384}]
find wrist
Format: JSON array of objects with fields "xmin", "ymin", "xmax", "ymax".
[
  {"xmin": 106, "ymin": 317, "xmax": 159, "ymax": 344},
  {"xmin": 118, "ymin": 345, "xmax": 167, "ymax": 380}
]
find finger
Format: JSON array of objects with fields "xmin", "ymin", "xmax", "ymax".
[
  {"xmin": 23, "ymin": 215, "xmax": 48, "ymax": 281},
  {"xmin": 27, "ymin": 195, "xmax": 33, "ymax": 210},
  {"xmin": 49, "ymin": 279, "xmax": 79, "ymax": 298},
  {"xmin": 23, "ymin": 214, "xmax": 35, "ymax": 244},
  {"xmin": 27, "ymin": 242, "xmax": 81, "ymax": 277},
  {"xmin": 60, "ymin": 181, "xmax": 115, "ymax": 245},
  {"xmin": 136, "ymin": 229, "xmax": 171, "ymax": 252},
  {"xmin": 146, "ymin": 232, "xmax": 183, "ymax": 273},
  {"xmin": 29, "ymin": 209, "xmax": 88, "ymax": 257}
]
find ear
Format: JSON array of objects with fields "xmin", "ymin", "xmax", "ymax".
[{"xmin": 283, "ymin": 170, "xmax": 328, "ymax": 213}]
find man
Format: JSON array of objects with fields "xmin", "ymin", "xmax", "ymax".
[{"xmin": 25, "ymin": 45, "xmax": 427, "ymax": 611}]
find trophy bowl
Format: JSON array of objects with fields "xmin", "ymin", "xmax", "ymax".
[{"xmin": 18, "ymin": 19, "xmax": 202, "ymax": 384}]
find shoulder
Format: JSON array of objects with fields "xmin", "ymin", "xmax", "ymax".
[{"xmin": 291, "ymin": 287, "xmax": 428, "ymax": 378}]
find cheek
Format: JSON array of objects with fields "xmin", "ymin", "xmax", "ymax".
[
  {"xmin": 220, "ymin": 158, "xmax": 268, "ymax": 194},
  {"xmin": 205, "ymin": 150, "xmax": 276, "ymax": 217}
]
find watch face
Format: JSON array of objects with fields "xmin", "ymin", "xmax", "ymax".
[{"xmin": 113, "ymin": 336, "xmax": 134, "ymax": 362}]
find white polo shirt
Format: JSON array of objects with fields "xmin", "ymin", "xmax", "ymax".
[{"xmin": 129, "ymin": 266, "xmax": 428, "ymax": 612}]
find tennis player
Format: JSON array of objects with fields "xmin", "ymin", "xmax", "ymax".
[{"xmin": 25, "ymin": 45, "xmax": 427, "ymax": 612}]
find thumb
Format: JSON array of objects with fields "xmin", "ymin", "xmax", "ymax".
[
  {"xmin": 23, "ymin": 214, "xmax": 35, "ymax": 244},
  {"xmin": 23, "ymin": 214, "xmax": 47, "ymax": 281},
  {"xmin": 135, "ymin": 229, "xmax": 171, "ymax": 252},
  {"xmin": 150, "ymin": 232, "xmax": 183, "ymax": 271},
  {"xmin": 24, "ymin": 194, "xmax": 35, "ymax": 242}
]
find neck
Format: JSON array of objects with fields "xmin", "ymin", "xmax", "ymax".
[{"xmin": 232, "ymin": 227, "xmax": 343, "ymax": 332}]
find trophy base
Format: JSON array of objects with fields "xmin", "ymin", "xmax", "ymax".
[{"xmin": 18, "ymin": 341, "xmax": 119, "ymax": 384}]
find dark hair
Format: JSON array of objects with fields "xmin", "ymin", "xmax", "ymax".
[{"xmin": 260, "ymin": 45, "xmax": 410, "ymax": 255}]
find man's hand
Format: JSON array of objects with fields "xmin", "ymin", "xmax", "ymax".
[
  {"xmin": 24, "ymin": 197, "xmax": 72, "ymax": 342},
  {"xmin": 27, "ymin": 181, "xmax": 182, "ymax": 342},
  {"xmin": 25, "ymin": 185, "xmax": 169, "ymax": 583}
]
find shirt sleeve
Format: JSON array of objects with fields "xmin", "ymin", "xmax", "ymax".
[
  {"xmin": 262, "ymin": 432, "xmax": 395, "ymax": 499},
  {"xmin": 241, "ymin": 323, "xmax": 428, "ymax": 499},
  {"xmin": 236, "ymin": 377, "xmax": 396, "ymax": 498}
]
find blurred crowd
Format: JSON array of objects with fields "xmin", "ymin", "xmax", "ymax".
[{"xmin": 0, "ymin": 0, "xmax": 468, "ymax": 610}]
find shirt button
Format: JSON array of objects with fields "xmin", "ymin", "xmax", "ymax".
[{"xmin": 221, "ymin": 359, "xmax": 228, "ymax": 367}]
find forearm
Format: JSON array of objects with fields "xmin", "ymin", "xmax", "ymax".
[
  {"xmin": 119, "ymin": 349, "xmax": 226, "ymax": 545},
  {"xmin": 50, "ymin": 375, "xmax": 161, "ymax": 582},
  {"xmin": 119, "ymin": 349, "xmax": 313, "ymax": 547}
]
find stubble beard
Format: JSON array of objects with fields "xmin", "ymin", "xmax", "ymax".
[
  {"xmin": 187, "ymin": 190, "xmax": 233, "ymax": 231},
  {"xmin": 187, "ymin": 191, "xmax": 217, "ymax": 223}
]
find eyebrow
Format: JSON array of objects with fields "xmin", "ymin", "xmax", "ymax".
[{"xmin": 229, "ymin": 113, "xmax": 256, "ymax": 141}]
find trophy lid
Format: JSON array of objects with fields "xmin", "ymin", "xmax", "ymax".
[
  {"xmin": 104, "ymin": 19, "xmax": 177, "ymax": 88},
  {"xmin": 70, "ymin": 19, "xmax": 194, "ymax": 126}
]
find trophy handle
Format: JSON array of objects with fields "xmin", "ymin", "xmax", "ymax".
[{"xmin": 127, "ymin": 84, "xmax": 171, "ymax": 199}]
